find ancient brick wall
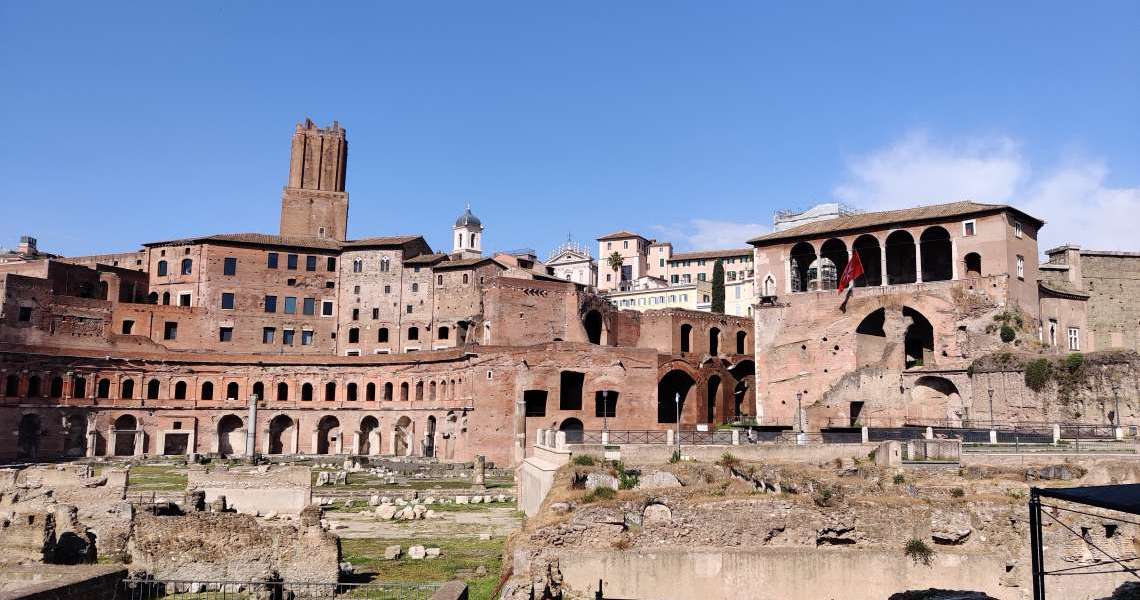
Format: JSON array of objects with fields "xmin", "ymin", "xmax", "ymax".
[
  {"xmin": 337, "ymin": 247, "xmax": 408, "ymax": 354},
  {"xmin": 187, "ymin": 465, "xmax": 311, "ymax": 515},
  {"xmin": 1081, "ymin": 252, "xmax": 1140, "ymax": 351}
]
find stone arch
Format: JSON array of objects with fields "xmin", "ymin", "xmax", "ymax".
[
  {"xmin": 73, "ymin": 376, "xmax": 87, "ymax": 398},
  {"xmin": 559, "ymin": 417, "xmax": 584, "ymax": 443},
  {"xmin": 174, "ymin": 381, "xmax": 187, "ymax": 400},
  {"xmin": 400, "ymin": 382, "xmax": 409, "ymax": 402},
  {"xmin": 4, "ymin": 374, "xmax": 18, "ymax": 397},
  {"xmin": 429, "ymin": 381, "xmax": 436, "ymax": 401},
  {"xmin": 347, "ymin": 382, "xmax": 358, "ymax": 402},
  {"xmin": 113, "ymin": 414, "xmax": 137, "ymax": 456},
  {"xmin": 680, "ymin": 323, "xmax": 693, "ymax": 353},
  {"xmin": 729, "ymin": 359, "xmax": 756, "ymax": 420},
  {"xmin": 789, "ymin": 242, "xmax": 816, "ymax": 292},
  {"xmin": 120, "ymin": 378, "xmax": 133, "ymax": 400},
  {"xmin": 394, "ymin": 416, "xmax": 413, "ymax": 456},
  {"xmin": 366, "ymin": 382, "xmax": 376, "ymax": 402},
  {"xmin": 146, "ymin": 379, "xmax": 161, "ymax": 400},
  {"xmin": 217, "ymin": 414, "xmax": 244, "ymax": 457},
  {"xmin": 325, "ymin": 382, "xmax": 336, "ymax": 401},
  {"xmin": 706, "ymin": 375, "xmax": 722, "ymax": 425},
  {"xmin": 920, "ymin": 226, "xmax": 953, "ymax": 282},
  {"xmin": 735, "ymin": 330, "xmax": 747, "ymax": 355},
  {"xmin": 853, "ymin": 234, "xmax": 883, "ymax": 286},
  {"xmin": 277, "ymin": 382, "xmax": 289, "ymax": 401},
  {"xmin": 17, "ymin": 413, "xmax": 41, "ymax": 460},
  {"xmin": 200, "ymin": 381, "xmax": 214, "ymax": 401},
  {"xmin": 658, "ymin": 370, "xmax": 696, "ymax": 424},
  {"xmin": 268, "ymin": 414, "xmax": 294, "ymax": 455},
  {"xmin": 415, "ymin": 381, "xmax": 424, "ymax": 402},
  {"xmin": 97, "ymin": 378, "xmax": 111, "ymax": 399},
  {"xmin": 301, "ymin": 382, "xmax": 314, "ymax": 401},
  {"xmin": 885, "ymin": 230, "xmax": 917, "ymax": 284},
  {"xmin": 818, "ymin": 238, "xmax": 848, "ymax": 291},
  {"xmin": 912, "ymin": 376, "xmax": 964, "ymax": 424},
  {"xmin": 855, "ymin": 307, "xmax": 889, "ymax": 367},
  {"xmin": 359, "ymin": 416, "xmax": 380, "ymax": 455},
  {"xmin": 226, "ymin": 382, "xmax": 239, "ymax": 401},
  {"xmin": 384, "ymin": 382, "xmax": 394, "ymax": 401},
  {"xmin": 903, "ymin": 306, "xmax": 934, "ymax": 369},
  {"xmin": 709, "ymin": 327, "xmax": 721, "ymax": 356},
  {"xmin": 762, "ymin": 274, "xmax": 776, "ymax": 297},
  {"xmin": 252, "ymin": 381, "xmax": 265, "ymax": 401},
  {"xmin": 63, "ymin": 414, "xmax": 87, "ymax": 457},
  {"xmin": 964, "ymin": 252, "xmax": 982, "ymax": 277},
  {"xmin": 50, "ymin": 376, "xmax": 64, "ymax": 398},
  {"xmin": 316, "ymin": 415, "xmax": 341, "ymax": 455}
]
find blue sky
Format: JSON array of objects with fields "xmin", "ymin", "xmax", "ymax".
[{"xmin": 1, "ymin": 2, "xmax": 1137, "ymax": 257}]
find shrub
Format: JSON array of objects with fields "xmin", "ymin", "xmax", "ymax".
[
  {"xmin": 669, "ymin": 449, "xmax": 682, "ymax": 464},
  {"xmin": 1065, "ymin": 352, "xmax": 1084, "ymax": 373},
  {"xmin": 1025, "ymin": 359, "xmax": 1052, "ymax": 392},
  {"xmin": 999, "ymin": 325, "xmax": 1016, "ymax": 343},
  {"xmin": 582, "ymin": 486, "xmax": 617, "ymax": 503},
  {"xmin": 611, "ymin": 460, "xmax": 640, "ymax": 490},
  {"xmin": 716, "ymin": 452, "xmax": 741, "ymax": 471},
  {"xmin": 950, "ymin": 487, "xmax": 965, "ymax": 498},
  {"xmin": 904, "ymin": 539, "xmax": 936, "ymax": 566},
  {"xmin": 813, "ymin": 485, "xmax": 841, "ymax": 507},
  {"xmin": 571, "ymin": 454, "xmax": 596, "ymax": 466},
  {"xmin": 892, "ymin": 473, "xmax": 906, "ymax": 485}
]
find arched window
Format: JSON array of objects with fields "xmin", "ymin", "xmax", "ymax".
[
  {"xmin": 366, "ymin": 382, "xmax": 376, "ymax": 402},
  {"xmin": 709, "ymin": 327, "xmax": 721, "ymax": 356},
  {"xmin": 226, "ymin": 382, "xmax": 239, "ymax": 400},
  {"xmin": 400, "ymin": 382, "xmax": 409, "ymax": 402},
  {"xmin": 174, "ymin": 381, "xmax": 187, "ymax": 400},
  {"xmin": 818, "ymin": 239, "xmax": 848, "ymax": 291},
  {"xmin": 50, "ymin": 376, "xmax": 64, "ymax": 398},
  {"xmin": 121, "ymin": 379, "xmax": 134, "ymax": 399},
  {"xmin": 347, "ymin": 383, "xmax": 358, "ymax": 401},
  {"xmin": 157, "ymin": 260, "xmax": 168, "ymax": 276},
  {"xmin": 97, "ymin": 378, "xmax": 111, "ymax": 399},
  {"xmin": 162, "ymin": 291, "xmax": 171, "ymax": 305},
  {"xmin": 73, "ymin": 377, "xmax": 87, "ymax": 398},
  {"xmin": 325, "ymin": 382, "xmax": 336, "ymax": 401},
  {"xmin": 736, "ymin": 331, "xmax": 747, "ymax": 355},
  {"xmin": 415, "ymin": 381, "xmax": 424, "ymax": 401},
  {"xmin": 807, "ymin": 257, "xmax": 837, "ymax": 291},
  {"xmin": 201, "ymin": 381, "xmax": 214, "ymax": 400},
  {"xmin": 384, "ymin": 382, "xmax": 393, "ymax": 401},
  {"xmin": 352, "ymin": 258, "xmax": 363, "ymax": 273},
  {"xmin": 920, "ymin": 226, "xmax": 953, "ymax": 282},
  {"xmin": 277, "ymin": 382, "xmax": 289, "ymax": 401},
  {"xmin": 380, "ymin": 257, "xmax": 390, "ymax": 272},
  {"xmin": 680, "ymin": 324, "xmax": 692, "ymax": 353},
  {"xmin": 964, "ymin": 252, "xmax": 982, "ymax": 277},
  {"xmin": 301, "ymin": 383, "xmax": 313, "ymax": 401},
  {"xmin": 429, "ymin": 381, "xmax": 437, "ymax": 401},
  {"xmin": 789, "ymin": 242, "xmax": 816, "ymax": 292},
  {"xmin": 408, "ymin": 327, "xmax": 419, "ymax": 341},
  {"xmin": 438, "ymin": 326, "xmax": 450, "ymax": 340},
  {"xmin": 180, "ymin": 258, "xmax": 192, "ymax": 275},
  {"xmin": 412, "ymin": 283, "xmax": 419, "ymax": 293},
  {"xmin": 147, "ymin": 379, "xmax": 161, "ymax": 400},
  {"xmin": 583, "ymin": 310, "xmax": 603, "ymax": 344},
  {"xmin": 462, "ymin": 274, "xmax": 469, "ymax": 284},
  {"xmin": 27, "ymin": 376, "xmax": 41, "ymax": 398},
  {"xmin": 852, "ymin": 235, "xmax": 883, "ymax": 286},
  {"xmin": 252, "ymin": 381, "xmax": 265, "ymax": 401},
  {"xmin": 148, "ymin": 291, "xmax": 159, "ymax": 304},
  {"xmin": 885, "ymin": 230, "xmax": 917, "ymax": 284},
  {"xmin": 762, "ymin": 275, "xmax": 776, "ymax": 296}
]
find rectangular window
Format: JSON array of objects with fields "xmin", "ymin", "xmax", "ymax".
[
  {"xmin": 267, "ymin": 252, "xmax": 279, "ymax": 269},
  {"xmin": 282, "ymin": 329, "xmax": 295, "ymax": 345},
  {"xmin": 1016, "ymin": 255, "xmax": 1025, "ymax": 279},
  {"xmin": 264, "ymin": 295, "xmax": 277, "ymax": 313},
  {"xmin": 322, "ymin": 301, "xmax": 334, "ymax": 316},
  {"xmin": 327, "ymin": 257, "xmax": 336, "ymax": 271},
  {"xmin": 372, "ymin": 308, "xmax": 379, "ymax": 320},
  {"xmin": 302, "ymin": 298, "xmax": 316, "ymax": 315},
  {"xmin": 223, "ymin": 257, "xmax": 237, "ymax": 276},
  {"xmin": 378, "ymin": 328, "xmax": 389, "ymax": 343},
  {"xmin": 595, "ymin": 391, "xmax": 618, "ymax": 418},
  {"xmin": 698, "ymin": 273, "xmax": 707, "ymax": 282},
  {"xmin": 559, "ymin": 371, "xmax": 585, "ymax": 410},
  {"xmin": 306, "ymin": 256, "xmax": 317, "ymax": 271},
  {"xmin": 121, "ymin": 319, "xmax": 134, "ymax": 334},
  {"xmin": 1068, "ymin": 327, "xmax": 1080, "ymax": 351},
  {"xmin": 262, "ymin": 327, "xmax": 275, "ymax": 344},
  {"xmin": 963, "ymin": 220, "xmax": 976, "ymax": 236},
  {"xmin": 1014, "ymin": 221, "xmax": 1023, "ymax": 238},
  {"xmin": 352, "ymin": 308, "xmax": 360, "ymax": 320},
  {"xmin": 406, "ymin": 304, "xmax": 413, "ymax": 314},
  {"xmin": 287, "ymin": 254, "xmax": 298, "ymax": 270},
  {"xmin": 524, "ymin": 390, "xmax": 548, "ymax": 417},
  {"xmin": 218, "ymin": 326, "xmax": 233, "ymax": 342},
  {"xmin": 179, "ymin": 292, "xmax": 192, "ymax": 307},
  {"xmin": 301, "ymin": 330, "xmax": 314, "ymax": 345},
  {"xmin": 163, "ymin": 321, "xmax": 178, "ymax": 340},
  {"xmin": 659, "ymin": 259, "xmax": 665, "ymax": 267},
  {"xmin": 671, "ymin": 275, "xmax": 679, "ymax": 284},
  {"xmin": 221, "ymin": 292, "xmax": 235, "ymax": 310},
  {"xmin": 384, "ymin": 285, "xmax": 391, "ymax": 294},
  {"xmin": 284, "ymin": 296, "xmax": 297, "ymax": 314},
  {"xmin": 17, "ymin": 306, "xmax": 32, "ymax": 322}
]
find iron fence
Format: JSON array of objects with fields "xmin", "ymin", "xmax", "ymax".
[
  {"xmin": 120, "ymin": 578, "xmax": 441, "ymax": 600},
  {"xmin": 677, "ymin": 430, "xmax": 734, "ymax": 445}
]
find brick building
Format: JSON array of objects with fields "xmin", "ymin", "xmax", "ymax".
[{"xmin": 0, "ymin": 119, "xmax": 754, "ymax": 465}]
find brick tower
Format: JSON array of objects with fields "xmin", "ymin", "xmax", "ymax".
[{"xmin": 279, "ymin": 119, "xmax": 349, "ymax": 241}]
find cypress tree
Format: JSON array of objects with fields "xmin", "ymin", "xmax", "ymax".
[{"xmin": 711, "ymin": 259, "xmax": 725, "ymax": 314}]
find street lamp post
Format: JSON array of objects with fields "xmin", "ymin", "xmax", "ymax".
[
  {"xmin": 1112, "ymin": 384, "xmax": 1121, "ymax": 428},
  {"xmin": 796, "ymin": 392, "xmax": 803, "ymax": 433},
  {"xmin": 988, "ymin": 388, "xmax": 995, "ymax": 428},
  {"xmin": 675, "ymin": 391, "xmax": 681, "ymax": 454},
  {"xmin": 602, "ymin": 390, "xmax": 609, "ymax": 432}
]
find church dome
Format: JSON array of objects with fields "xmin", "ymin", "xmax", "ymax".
[{"xmin": 455, "ymin": 206, "xmax": 482, "ymax": 228}]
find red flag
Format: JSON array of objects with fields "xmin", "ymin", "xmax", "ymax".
[{"xmin": 837, "ymin": 250, "xmax": 864, "ymax": 294}]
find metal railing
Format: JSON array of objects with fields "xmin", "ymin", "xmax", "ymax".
[
  {"xmin": 677, "ymin": 430, "xmax": 734, "ymax": 445},
  {"xmin": 120, "ymin": 578, "xmax": 442, "ymax": 599},
  {"xmin": 607, "ymin": 430, "xmax": 669, "ymax": 444}
]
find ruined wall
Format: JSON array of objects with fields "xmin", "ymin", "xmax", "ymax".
[
  {"xmin": 187, "ymin": 465, "xmax": 311, "ymax": 515},
  {"xmin": 1081, "ymin": 252, "xmax": 1140, "ymax": 352},
  {"xmin": 130, "ymin": 511, "xmax": 339, "ymax": 583}
]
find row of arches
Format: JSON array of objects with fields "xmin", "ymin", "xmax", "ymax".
[
  {"xmin": 2, "ymin": 373, "xmax": 466, "ymax": 403},
  {"xmin": 679, "ymin": 325, "xmax": 749, "ymax": 355},
  {"xmin": 784, "ymin": 226, "xmax": 979, "ymax": 293},
  {"xmin": 656, "ymin": 359, "xmax": 756, "ymax": 426}
]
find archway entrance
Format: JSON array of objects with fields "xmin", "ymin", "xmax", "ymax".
[
  {"xmin": 63, "ymin": 414, "xmax": 87, "ymax": 457},
  {"xmin": 394, "ymin": 416, "xmax": 413, "ymax": 456},
  {"xmin": 584, "ymin": 310, "xmax": 603, "ymax": 344},
  {"xmin": 268, "ymin": 415, "xmax": 294, "ymax": 455},
  {"xmin": 729, "ymin": 359, "xmax": 756, "ymax": 420},
  {"xmin": 855, "ymin": 308, "xmax": 888, "ymax": 367},
  {"xmin": 424, "ymin": 416, "xmax": 437, "ymax": 457},
  {"xmin": 217, "ymin": 415, "xmax": 243, "ymax": 457},
  {"xmin": 912, "ymin": 376, "xmax": 965, "ymax": 424},
  {"xmin": 657, "ymin": 370, "xmax": 695, "ymax": 424},
  {"xmin": 317, "ymin": 416, "xmax": 341, "ymax": 455},
  {"xmin": 885, "ymin": 230, "xmax": 917, "ymax": 284},
  {"xmin": 920, "ymin": 226, "xmax": 953, "ymax": 282},
  {"xmin": 559, "ymin": 418, "xmax": 584, "ymax": 443},
  {"xmin": 359, "ymin": 416, "xmax": 379, "ymax": 455},
  {"xmin": 17, "ymin": 414, "xmax": 41, "ymax": 460},
  {"xmin": 903, "ymin": 307, "xmax": 934, "ymax": 369},
  {"xmin": 113, "ymin": 415, "xmax": 137, "ymax": 456}
]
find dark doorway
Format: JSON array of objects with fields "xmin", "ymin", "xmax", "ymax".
[
  {"xmin": 657, "ymin": 370, "xmax": 695, "ymax": 423},
  {"xmin": 584, "ymin": 310, "xmax": 603, "ymax": 344},
  {"xmin": 903, "ymin": 306, "xmax": 934, "ymax": 368},
  {"xmin": 885, "ymin": 230, "xmax": 917, "ymax": 284}
]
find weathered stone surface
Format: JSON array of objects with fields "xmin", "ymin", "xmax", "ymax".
[
  {"xmin": 383, "ymin": 545, "xmax": 401, "ymax": 560},
  {"xmin": 637, "ymin": 471, "xmax": 682, "ymax": 490},
  {"xmin": 585, "ymin": 473, "xmax": 619, "ymax": 491},
  {"xmin": 408, "ymin": 545, "xmax": 426, "ymax": 560},
  {"xmin": 930, "ymin": 511, "xmax": 972, "ymax": 545},
  {"xmin": 376, "ymin": 505, "xmax": 398, "ymax": 520},
  {"xmin": 642, "ymin": 503, "xmax": 672, "ymax": 525}
]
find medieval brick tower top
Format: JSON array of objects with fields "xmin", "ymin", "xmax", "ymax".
[{"xmin": 279, "ymin": 119, "xmax": 349, "ymax": 241}]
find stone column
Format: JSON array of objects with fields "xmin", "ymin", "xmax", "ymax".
[
  {"xmin": 291, "ymin": 422, "xmax": 300, "ymax": 454},
  {"xmin": 335, "ymin": 433, "xmax": 343, "ymax": 455},
  {"xmin": 731, "ymin": 430, "xmax": 739, "ymax": 445},
  {"xmin": 1052, "ymin": 424, "xmax": 1061, "ymax": 445},
  {"xmin": 861, "ymin": 426, "xmax": 869, "ymax": 443},
  {"xmin": 925, "ymin": 427, "xmax": 934, "ymax": 440},
  {"xmin": 472, "ymin": 455, "xmax": 486, "ymax": 490},
  {"xmin": 245, "ymin": 394, "xmax": 257, "ymax": 459},
  {"xmin": 133, "ymin": 430, "xmax": 144, "ymax": 456},
  {"xmin": 950, "ymin": 238, "xmax": 959, "ymax": 280},
  {"xmin": 880, "ymin": 244, "xmax": 889, "ymax": 286},
  {"xmin": 352, "ymin": 432, "xmax": 361, "ymax": 455},
  {"xmin": 914, "ymin": 240, "xmax": 923, "ymax": 283},
  {"xmin": 86, "ymin": 430, "xmax": 98, "ymax": 457}
]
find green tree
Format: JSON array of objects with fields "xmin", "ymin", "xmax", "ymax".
[
  {"xmin": 607, "ymin": 251, "xmax": 624, "ymax": 285},
  {"xmin": 711, "ymin": 259, "xmax": 725, "ymax": 314}
]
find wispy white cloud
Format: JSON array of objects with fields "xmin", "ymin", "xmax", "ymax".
[
  {"xmin": 651, "ymin": 219, "xmax": 770, "ymax": 251},
  {"xmin": 832, "ymin": 131, "xmax": 1140, "ymax": 252}
]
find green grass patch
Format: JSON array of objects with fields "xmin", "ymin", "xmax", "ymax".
[
  {"xmin": 341, "ymin": 536, "xmax": 504, "ymax": 600},
  {"xmin": 127, "ymin": 465, "xmax": 187, "ymax": 492}
]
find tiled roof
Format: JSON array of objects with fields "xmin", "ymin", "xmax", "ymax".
[
  {"xmin": 433, "ymin": 257, "xmax": 508, "ymax": 270},
  {"xmin": 143, "ymin": 233, "xmax": 425, "ymax": 251},
  {"xmin": 1038, "ymin": 281, "xmax": 1090, "ymax": 300},
  {"xmin": 403, "ymin": 252, "xmax": 449, "ymax": 265},
  {"xmin": 747, "ymin": 201, "xmax": 1044, "ymax": 246},
  {"xmin": 669, "ymin": 248, "xmax": 753, "ymax": 262},
  {"xmin": 597, "ymin": 230, "xmax": 647, "ymax": 241}
]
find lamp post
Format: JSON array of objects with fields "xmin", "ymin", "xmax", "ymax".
[
  {"xmin": 796, "ymin": 391, "xmax": 803, "ymax": 433},
  {"xmin": 675, "ymin": 391, "xmax": 681, "ymax": 453},
  {"xmin": 988, "ymin": 388, "xmax": 995, "ymax": 428},
  {"xmin": 602, "ymin": 390, "xmax": 609, "ymax": 432}
]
